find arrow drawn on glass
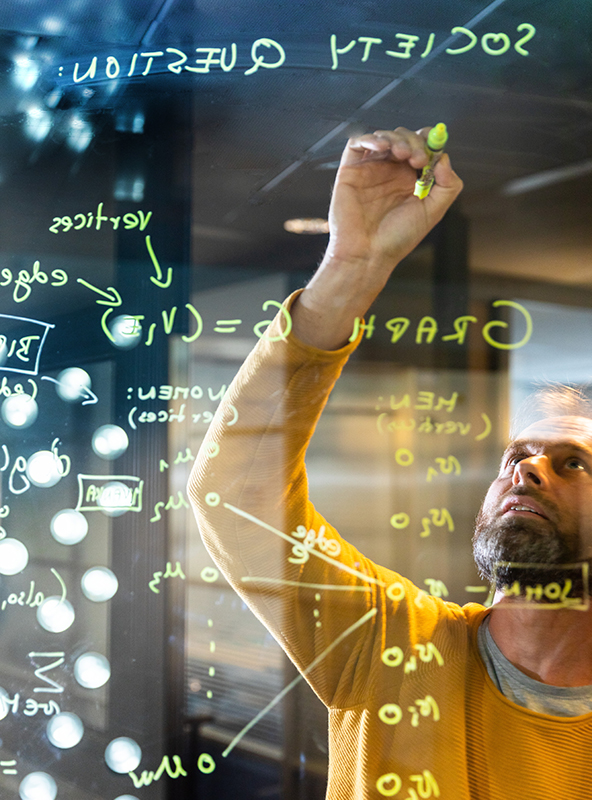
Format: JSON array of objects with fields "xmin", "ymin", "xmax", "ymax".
[
  {"xmin": 77, "ymin": 278, "xmax": 122, "ymax": 343},
  {"xmin": 76, "ymin": 279, "xmax": 122, "ymax": 306},
  {"xmin": 145, "ymin": 235, "xmax": 173, "ymax": 289},
  {"xmin": 40, "ymin": 375, "xmax": 98, "ymax": 405}
]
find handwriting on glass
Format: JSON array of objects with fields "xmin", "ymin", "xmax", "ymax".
[
  {"xmin": 331, "ymin": 23, "xmax": 536, "ymax": 69},
  {"xmin": 149, "ymin": 562, "xmax": 186, "ymax": 593},
  {"xmin": 351, "ymin": 301, "xmax": 533, "ymax": 351},
  {"xmin": 288, "ymin": 525, "xmax": 341, "ymax": 564},
  {"xmin": 49, "ymin": 203, "xmax": 152, "ymax": 234},
  {"xmin": 62, "ymin": 39, "xmax": 286, "ymax": 84}
]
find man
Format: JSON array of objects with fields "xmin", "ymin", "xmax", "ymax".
[{"xmin": 188, "ymin": 126, "xmax": 592, "ymax": 799}]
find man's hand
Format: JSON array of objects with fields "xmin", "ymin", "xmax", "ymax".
[{"xmin": 292, "ymin": 126, "xmax": 463, "ymax": 350}]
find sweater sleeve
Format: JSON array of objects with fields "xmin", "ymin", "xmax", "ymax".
[{"xmin": 187, "ymin": 291, "xmax": 441, "ymax": 709}]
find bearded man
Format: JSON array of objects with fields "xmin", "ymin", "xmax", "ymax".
[{"xmin": 189, "ymin": 125, "xmax": 592, "ymax": 800}]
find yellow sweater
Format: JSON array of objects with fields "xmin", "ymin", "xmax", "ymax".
[{"xmin": 188, "ymin": 295, "xmax": 592, "ymax": 800}]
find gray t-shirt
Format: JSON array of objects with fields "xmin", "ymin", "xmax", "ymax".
[{"xmin": 477, "ymin": 615, "xmax": 592, "ymax": 716}]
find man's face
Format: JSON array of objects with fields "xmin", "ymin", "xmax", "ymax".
[{"xmin": 473, "ymin": 416, "xmax": 592, "ymax": 588}]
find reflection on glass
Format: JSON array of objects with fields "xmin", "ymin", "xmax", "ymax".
[
  {"xmin": 56, "ymin": 367, "xmax": 92, "ymax": 402},
  {"xmin": 46, "ymin": 712, "xmax": 84, "ymax": 749},
  {"xmin": 92, "ymin": 424, "xmax": 129, "ymax": 460},
  {"xmin": 109, "ymin": 315, "xmax": 142, "ymax": 349},
  {"xmin": 18, "ymin": 772, "xmax": 57, "ymax": 800},
  {"xmin": 67, "ymin": 113, "xmax": 93, "ymax": 152},
  {"xmin": 0, "ymin": 687, "xmax": 10, "ymax": 720},
  {"xmin": 50, "ymin": 509, "xmax": 88, "ymax": 545},
  {"xmin": 1, "ymin": 394, "xmax": 38, "ymax": 428},
  {"xmin": 24, "ymin": 107, "xmax": 52, "ymax": 142},
  {"xmin": 26, "ymin": 451, "xmax": 63, "ymax": 488},
  {"xmin": 0, "ymin": 538, "xmax": 29, "ymax": 575},
  {"xmin": 74, "ymin": 652, "xmax": 111, "ymax": 688},
  {"xmin": 97, "ymin": 481, "xmax": 134, "ymax": 516},
  {"xmin": 36, "ymin": 597, "xmax": 75, "ymax": 633},
  {"xmin": 12, "ymin": 56, "xmax": 39, "ymax": 91},
  {"xmin": 81, "ymin": 567, "xmax": 118, "ymax": 602},
  {"xmin": 104, "ymin": 737, "xmax": 142, "ymax": 773}
]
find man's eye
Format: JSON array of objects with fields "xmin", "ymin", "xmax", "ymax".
[
  {"xmin": 566, "ymin": 458, "xmax": 586, "ymax": 471},
  {"xmin": 507, "ymin": 454, "xmax": 524, "ymax": 466}
]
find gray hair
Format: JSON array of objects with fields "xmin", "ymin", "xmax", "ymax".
[{"xmin": 510, "ymin": 383, "xmax": 592, "ymax": 439}]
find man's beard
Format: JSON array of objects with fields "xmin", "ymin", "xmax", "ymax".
[{"xmin": 472, "ymin": 494, "xmax": 582, "ymax": 593}]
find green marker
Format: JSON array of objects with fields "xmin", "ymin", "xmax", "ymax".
[{"xmin": 413, "ymin": 123, "xmax": 448, "ymax": 200}]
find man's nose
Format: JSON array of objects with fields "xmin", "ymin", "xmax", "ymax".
[{"xmin": 512, "ymin": 456, "xmax": 550, "ymax": 487}]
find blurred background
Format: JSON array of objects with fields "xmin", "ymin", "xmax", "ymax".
[{"xmin": 0, "ymin": 1, "xmax": 591, "ymax": 798}]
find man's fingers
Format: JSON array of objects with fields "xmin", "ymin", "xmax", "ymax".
[
  {"xmin": 343, "ymin": 126, "xmax": 430, "ymax": 168},
  {"xmin": 341, "ymin": 133, "xmax": 392, "ymax": 167},
  {"xmin": 339, "ymin": 126, "xmax": 462, "ymax": 208},
  {"xmin": 426, "ymin": 153, "xmax": 464, "ymax": 208},
  {"xmin": 372, "ymin": 128, "xmax": 428, "ymax": 167},
  {"xmin": 432, "ymin": 153, "xmax": 464, "ymax": 193}
]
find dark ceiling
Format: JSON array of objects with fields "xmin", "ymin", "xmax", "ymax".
[{"xmin": 0, "ymin": 0, "xmax": 591, "ymax": 284}]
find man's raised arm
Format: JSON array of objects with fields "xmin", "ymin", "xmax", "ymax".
[
  {"xmin": 292, "ymin": 126, "xmax": 463, "ymax": 349},
  {"xmin": 187, "ymin": 126, "xmax": 463, "ymax": 706}
]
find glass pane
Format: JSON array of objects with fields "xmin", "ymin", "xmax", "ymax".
[{"xmin": 0, "ymin": 2, "xmax": 590, "ymax": 799}]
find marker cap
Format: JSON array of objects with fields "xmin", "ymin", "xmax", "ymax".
[{"xmin": 426, "ymin": 123, "xmax": 448, "ymax": 151}]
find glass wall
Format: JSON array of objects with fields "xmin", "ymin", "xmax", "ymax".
[{"xmin": 0, "ymin": 1, "xmax": 590, "ymax": 798}]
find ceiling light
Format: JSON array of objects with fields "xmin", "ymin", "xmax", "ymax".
[
  {"xmin": 0, "ymin": 538, "xmax": 29, "ymax": 575},
  {"xmin": 105, "ymin": 737, "xmax": 142, "ymax": 773},
  {"xmin": 55, "ymin": 367, "xmax": 91, "ymax": 401},
  {"xmin": 24, "ymin": 106, "xmax": 52, "ymax": 142},
  {"xmin": 12, "ymin": 56, "xmax": 40, "ymax": 91},
  {"xmin": 41, "ymin": 17, "xmax": 65, "ymax": 35},
  {"xmin": 36, "ymin": 596, "xmax": 75, "ymax": 632},
  {"xmin": 67, "ymin": 114, "xmax": 93, "ymax": 153},
  {"xmin": 108, "ymin": 314, "xmax": 143, "ymax": 348},
  {"xmin": 97, "ymin": 481, "xmax": 134, "ymax": 516},
  {"xmin": 46, "ymin": 712, "xmax": 84, "ymax": 749},
  {"xmin": 113, "ymin": 176, "xmax": 145, "ymax": 202},
  {"xmin": 26, "ymin": 450, "xmax": 63, "ymax": 487},
  {"xmin": 91, "ymin": 424, "xmax": 129, "ymax": 460},
  {"xmin": 502, "ymin": 159, "xmax": 592, "ymax": 195},
  {"xmin": 74, "ymin": 652, "xmax": 111, "ymax": 688},
  {"xmin": 1, "ymin": 393, "xmax": 38, "ymax": 428},
  {"xmin": 18, "ymin": 772, "xmax": 57, "ymax": 800},
  {"xmin": 50, "ymin": 509, "xmax": 88, "ymax": 545},
  {"xmin": 284, "ymin": 218, "xmax": 329, "ymax": 234},
  {"xmin": 81, "ymin": 567, "xmax": 118, "ymax": 602}
]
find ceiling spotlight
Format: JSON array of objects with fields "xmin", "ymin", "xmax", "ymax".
[
  {"xmin": 55, "ymin": 367, "xmax": 92, "ymax": 402},
  {"xmin": 284, "ymin": 218, "xmax": 329, "ymax": 234},
  {"xmin": 50, "ymin": 509, "xmax": 88, "ymax": 545},
  {"xmin": 12, "ymin": 56, "xmax": 40, "ymax": 91},
  {"xmin": 37, "ymin": 596, "xmax": 75, "ymax": 633},
  {"xmin": 81, "ymin": 567, "xmax": 118, "ymax": 602},
  {"xmin": 26, "ymin": 450, "xmax": 63, "ymax": 488},
  {"xmin": 46, "ymin": 712, "xmax": 84, "ymax": 749},
  {"xmin": 1, "ymin": 393, "xmax": 38, "ymax": 428},
  {"xmin": 105, "ymin": 737, "xmax": 142, "ymax": 773},
  {"xmin": 114, "ymin": 176, "xmax": 145, "ymax": 202},
  {"xmin": 74, "ymin": 652, "xmax": 111, "ymax": 688},
  {"xmin": 0, "ymin": 538, "xmax": 29, "ymax": 575},
  {"xmin": 108, "ymin": 315, "xmax": 142, "ymax": 348},
  {"xmin": 0, "ymin": 687, "xmax": 11, "ymax": 720},
  {"xmin": 67, "ymin": 114, "xmax": 93, "ymax": 153},
  {"xmin": 24, "ymin": 106, "xmax": 52, "ymax": 142},
  {"xmin": 97, "ymin": 481, "xmax": 134, "ymax": 516},
  {"xmin": 41, "ymin": 16, "xmax": 65, "ymax": 35},
  {"xmin": 18, "ymin": 772, "xmax": 57, "ymax": 800},
  {"xmin": 91, "ymin": 424, "xmax": 129, "ymax": 460},
  {"xmin": 115, "ymin": 111, "xmax": 145, "ymax": 135}
]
